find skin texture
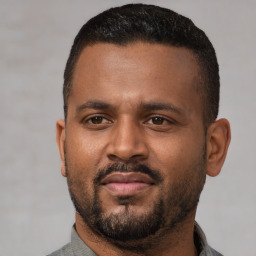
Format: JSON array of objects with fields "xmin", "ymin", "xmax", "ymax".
[{"xmin": 56, "ymin": 42, "xmax": 231, "ymax": 256}]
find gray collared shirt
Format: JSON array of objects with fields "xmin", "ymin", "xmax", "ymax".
[{"xmin": 47, "ymin": 222, "xmax": 223, "ymax": 256}]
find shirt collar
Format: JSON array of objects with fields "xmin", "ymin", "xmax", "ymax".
[
  {"xmin": 70, "ymin": 226, "xmax": 98, "ymax": 256},
  {"xmin": 194, "ymin": 222, "xmax": 221, "ymax": 256},
  {"xmin": 70, "ymin": 222, "xmax": 219, "ymax": 256}
]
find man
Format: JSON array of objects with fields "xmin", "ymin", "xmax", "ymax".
[{"xmin": 50, "ymin": 4, "xmax": 231, "ymax": 256}]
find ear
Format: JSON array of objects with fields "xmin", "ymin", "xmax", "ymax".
[
  {"xmin": 206, "ymin": 118, "xmax": 231, "ymax": 177},
  {"xmin": 56, "ymin": 119, "xmax": 67, "ymax": 177}
]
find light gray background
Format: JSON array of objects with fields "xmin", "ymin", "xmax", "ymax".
[{"xmin": 1, "ymin": 0, "xmax": 255, "ymax": 255}]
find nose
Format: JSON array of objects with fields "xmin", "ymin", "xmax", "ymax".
[{"xmin": 106, "ymin": 117, "xmax": 149, "ymax": 162}]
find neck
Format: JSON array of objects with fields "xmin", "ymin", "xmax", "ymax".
[{"xmin": 75, "ymin": 212, "xmax": 198, "ymax": 256}]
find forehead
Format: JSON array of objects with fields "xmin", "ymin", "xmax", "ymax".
[
  {"xmin": 74, "ymin": 42, "xmax": 200, "ymax": 81},
  {"xmin": 70, "ymin": 42, "xmax": 202, "ymax": 117}
]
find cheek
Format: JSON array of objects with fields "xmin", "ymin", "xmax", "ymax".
[
  {"xmin": 149, "ymin": 132, "xmax": 205, "ymax": 179},
  {"xmin": 66, "ymin": 128, "xmax": 106, "ymax": 166},
  {"xmin": 65, "ymin": 128, "xmax": 115, "ymax": 190}
]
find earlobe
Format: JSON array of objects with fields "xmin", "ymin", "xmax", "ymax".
[
  {"xmin": 56, "ymin": 119, "xmax": 67, "ymax": 177},
  {"xmin": 206, "ymin": 118, "xmax": 231, "ymax": 177}
]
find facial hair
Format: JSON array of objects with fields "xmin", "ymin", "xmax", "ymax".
[{"xmin": 65, "ymin": 147, "xmax": 206, "ymax": 249}]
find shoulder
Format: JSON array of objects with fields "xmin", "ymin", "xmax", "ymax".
[
  {"xmin": 200, "ymin": 246, "xmax": 223, "ymax": 256},
  {"xmin": 47, "ymin": 242, "xmax": 74, "ymax": 256},
  {"xmin": 209, "ymin": 247, "xmax": 223, "ymax": 256}
]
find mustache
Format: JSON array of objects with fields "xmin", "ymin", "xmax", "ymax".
[{"xmin": 93, "ymin": 162, "xmax": 163, "ymax": 185}]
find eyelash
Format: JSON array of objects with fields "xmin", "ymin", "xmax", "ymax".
[
  {"xmin": 145, "ymin": 115, "xmax": 174, "ymax": 125},
  {"xmin": 82, "ymin": 114, "xmax": 174, "ymax": 127},
  {"xmin": 82, "ymin": 115, "xmax": 112, "ymax": 125}
]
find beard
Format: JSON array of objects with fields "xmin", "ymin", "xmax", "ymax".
[{"xmin": 65, "ymin": 147, "xmax": 206, "ymax": 249}]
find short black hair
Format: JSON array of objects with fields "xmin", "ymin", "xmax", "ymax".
[{"xmin": 63, "ymin": 4, "xmax": 219, "ymax": 126}]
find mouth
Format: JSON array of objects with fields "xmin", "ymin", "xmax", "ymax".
[{"xmin": 101, "ymin": 172, "xmax": 155, "ymax": 197}]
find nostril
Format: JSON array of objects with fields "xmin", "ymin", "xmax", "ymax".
[
  {"xmin": 105, "ymin": 122, "xmax": 149, "ymax": 161},
  {"xmin": 107, "ymin": 151, "xmax": 148, "ymax": 163}
]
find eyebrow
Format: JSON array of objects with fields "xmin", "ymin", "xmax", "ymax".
[
  {"xmin": 76, "ymin": 100, "xmax": 112, "ymax": 113},
  {"xmin": 140, "ymin": 102, "xmax": 183, "ymax": 115},
  {"xmin": 76, "ymin": 100, "xmax": 183, "ymax": 115}
]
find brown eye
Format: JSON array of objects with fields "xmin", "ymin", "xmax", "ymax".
[
  {"xmin": 82, "ymin": 115, "xmax": 112, "ymax": 130},
  {"xmin": 151, "ymin": 117, "xmax": 165, "ymax": 125},
  {"xmin": 90, "ymin": 116, "xmax": 104, "ymax": 124}
]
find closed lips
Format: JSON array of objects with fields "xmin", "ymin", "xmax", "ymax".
[
  {"xmin": 101, "ymin": 172, "xmax": 155, "ymax": 184},
  {"xmin": 101, "ymin": 172, "xmax": 155, "ymax": 196}
]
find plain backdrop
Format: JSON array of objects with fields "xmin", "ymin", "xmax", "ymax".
[{"xmin": 1, "ymin": 0, "xmax": 255, "ymax": 255}]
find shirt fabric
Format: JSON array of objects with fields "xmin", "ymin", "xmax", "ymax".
[{"xmin": 47, "ymin": 222, "xmax": 223, "ymax": 256}]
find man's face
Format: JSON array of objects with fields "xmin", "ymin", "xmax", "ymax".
[{"xmin": 62, "ymin": 42, "xmax": 207, "ymax": 243}]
